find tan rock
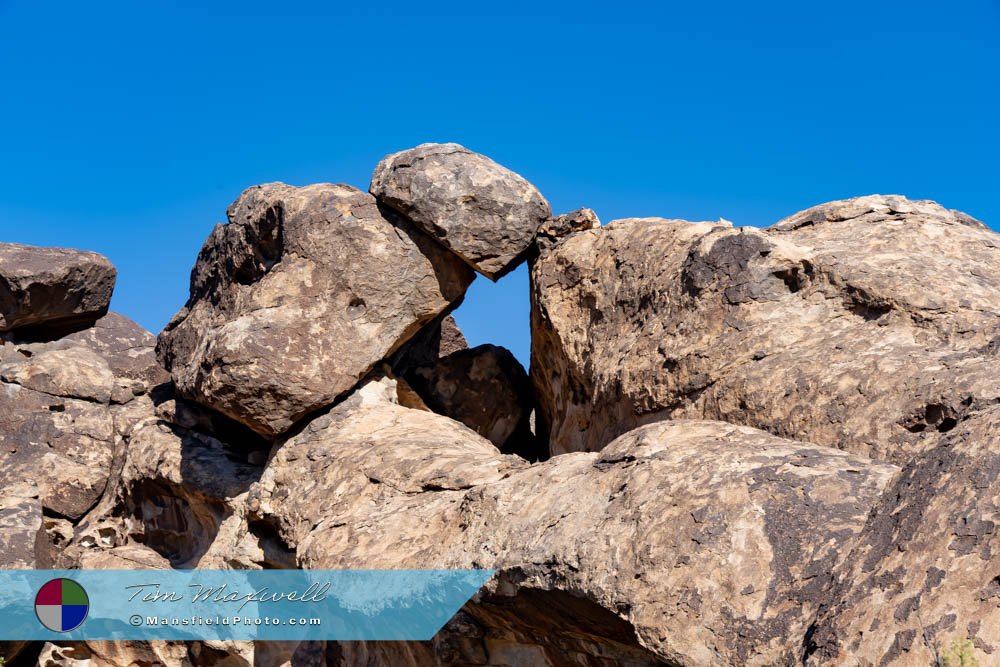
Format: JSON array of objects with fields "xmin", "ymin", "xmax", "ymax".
[
  {"xmin": 157, "ymin": 182, "xmax": 475, "ymax": 438},
  {"xmin": 0, "ymin": 313, "xmax": 164, "ymax": 520},
  {"xmin": 530, "ymin": 195, "xmax": 1000, "ymax": 462},
  {"xmin": 404, "ymin": 344, "xmax": 539, "ymax": 458},
  {"xmin": 211, "ymin": 379, "xmax": 897, "ymax": 666},
  {"xmin": 806, "ymin": 405, "xmax": 1000, "ymax": 665}
]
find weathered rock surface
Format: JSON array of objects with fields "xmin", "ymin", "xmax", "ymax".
[
  {"xmin": 370, "ymin": 143, "xmax": 551, "ymax": 279},
  {"xmin": 0, "ymin": 481, "xmax": 46, "ymax": 568},
  {"xmin": 157, "ymin": 182, "xmax": 475, "ymax": 438},
  {"xmin": 0, "ymin": 242, "xmax": 116, "ymax": 333},
  {"xmin": 58, "ymin": 411, "xmax": 265, "ymax": 570},
  {"xmin": 0, "ymin": 312, "xmax": 165, "ymax": 520},
  {"xmin": 534, "ymin": 207, "xmax": 601, "ymax": 253},
  {"xmin": 531, "ymin": 195, "xmax": 1000, "ymax": 461},
  {"xmin": 404, "ymin": 344, "xmax": 538, "ymax": 458},
  {"xmin": 189, "ymin": 379, "xmax": 897, "ymax": 666},
  {"xmin": 6, "ymin": 162, "xmax": 1000, "ymax": 667},
  {"xmin": 805, "ymin": 405, "xmax": 1000, "ymax": 665}
]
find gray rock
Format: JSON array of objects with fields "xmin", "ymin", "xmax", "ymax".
[
  {"xmin": 156, "ymin": 182, "xmax": 475, "ymax": 438},
  {"xmin": 370, "ymin": 143, "xmax": 551, "ymax": 279},
  {"xmin": 530, "ymin": 195, "xmax": 1000, "ymax": 461},
  {"xmin": 0, "ymin": 242, "xmax": 116, "ymax": 333}
]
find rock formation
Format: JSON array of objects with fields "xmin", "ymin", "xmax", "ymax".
[
  {"xmin": 531, "ymin": 196, "xmax": 1000, "ymax": 462},
  {"xmin": 156, "ymin": 182, "xmax": 475, "ymax": 438},
  {"xmin": 3, "ymin": 146, "xmax": 999, "ymax": 666}
]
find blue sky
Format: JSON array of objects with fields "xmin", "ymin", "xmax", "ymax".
[{"xmin": 1, "ymin": 1, "xmax": 997, "ymax": 366}]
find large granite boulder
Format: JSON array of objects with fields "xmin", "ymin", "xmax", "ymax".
[
  {"xmin": 531, "ymin": 195, "xmax": 1000, "ymax": 461},
  {"xmin": 370, "ymin": 143, "xmax": 551, "ymax": 279},
  {"xmin": 157, "ymin": 182, "xmax": 475, "ymax": 438},
  {"xmin": 196, "ymin": 378, "xmax": 896, "ymax": 666},
  {"xmin": 0, "ymin": 242, "xmax": 116, "ymax": 333},
  {"xmin": 806, "ymin": 405, "xmax": 1000, "ymax": 665}
]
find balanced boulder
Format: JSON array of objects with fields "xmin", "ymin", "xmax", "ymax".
[
  {"xmin": 370, "ymin": 143, "xmax": 551, "ymax": 279},
  {"xmin": 156, "ymin": 182, "xmax": 475, "ymax": 438}
]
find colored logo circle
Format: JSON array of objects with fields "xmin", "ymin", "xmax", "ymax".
[{"xmin": 35, "ymin": 578, "xmax": 89, "ymax": 632}]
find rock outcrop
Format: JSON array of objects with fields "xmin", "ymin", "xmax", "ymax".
[
  {"xmin": 157, "ymin": 182, "xmax": 475, "ymax": 438},
  {"xmin": 4, "ymin": 150, "xmax": 1000, "ymax": 667},
  {"xmin": 0, "ymin": 243, "xmax": 116, "ymax": 334},
  {"xmin": 531, "ymin": 195, "xmax": 1000, "ymax": 461},
  {"xmin": 371, "ymin": 143, "xmax": 551, "ymax": 279}
]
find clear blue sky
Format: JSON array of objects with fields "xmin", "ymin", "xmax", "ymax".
[{"xmin": 1, "ymin": 1, "xmax": 997, "ymax": 367}]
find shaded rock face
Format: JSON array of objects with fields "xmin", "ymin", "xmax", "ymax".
[
  {"xmin": 0, "ymin": 242, "xmax": 116, "ymax": 333},
  {"xmin": 195, "ymin": 379, "xmax": 896, "ymax": 666},
  {"xmin": 390, "ymin": 311, "xmax": 469, "ymax": 374},
  {"xmin": 157, "ymin": 182, "xmax": 475, "ymax": 438},
  {"xmin": 531, "ymin": 195, "xmax": 1000, "ymax": 461},
  {"xmin": 371, "ymin": 143, "xmax": 551, "ymax": 279},
  {"xmin": 806, "ymin": 405, "xmax": 1000, "ymax": 665},
  {"xmin": 404, "ymin": 344, "xmax": 539, "ymax": 459}
]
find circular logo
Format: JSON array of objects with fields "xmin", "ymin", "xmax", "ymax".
[{"xmin": 35, "ymin": 578, "xmax": 89, "ymax": 632}]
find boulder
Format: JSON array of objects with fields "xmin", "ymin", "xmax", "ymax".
[
  {"xmin": 404, "ymin": 344, "xmax": 540, "ymax": 459},
  {"xmin": 530, "ymin": 195, "xmax": 1000, "ymax": 461},
  {"xmin": 205, "ymin": 378, "xmax": 897, "ymax": 666},
  {"xmin": 0, "ymin": 242, "xmax": 116, "ymax": 333},
  {"xmin": 370, "ymin": 143, "xmax": 551, "ymax": 279},
  {"xmin": 60, "ymin": 413, "xmax": 265, "ymax": 569},
  {"xmin": 157, "ymin": 182, "xmax": 475, "ymax": 438},
  {"xmin": 805, "ymin": 405, "xmax": 1000, "ymax": 665}
]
